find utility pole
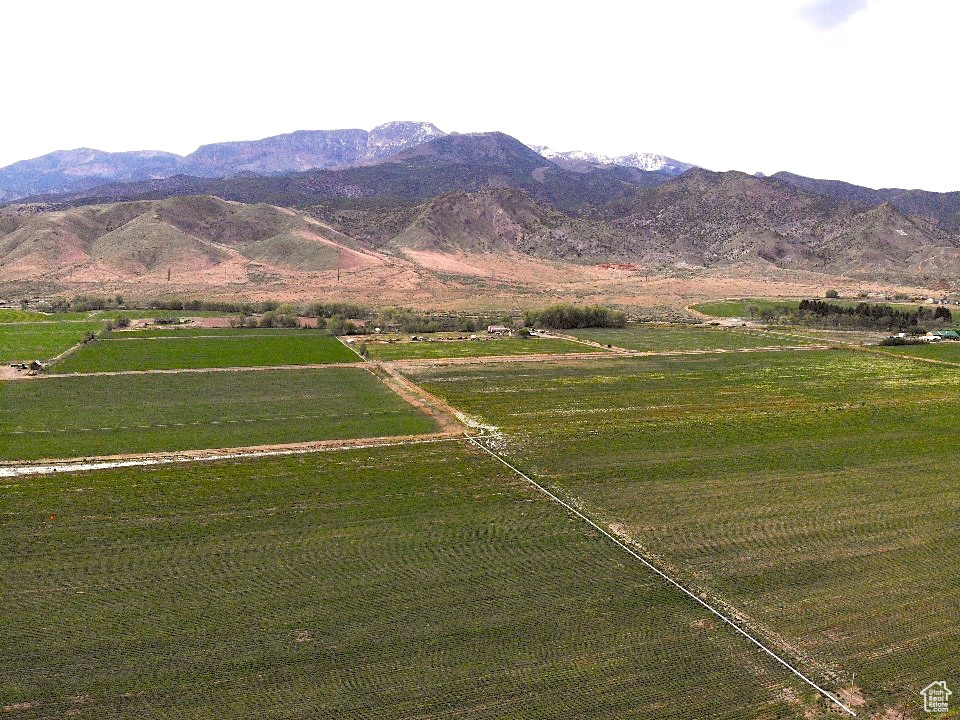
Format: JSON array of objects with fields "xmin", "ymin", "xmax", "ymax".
[{"xmin": 337, "ymin": 252, "xmax": 341, "ymax": 283}]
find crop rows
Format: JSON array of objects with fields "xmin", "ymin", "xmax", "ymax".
[
  {"xmin": 52, "ymin": 331, "xmax": 357, "ymax": 372},
  {"xmin": 1, "ymin": 444, "xmax": 811, "ymax": 718},
  {"xmin": 409, "ymin": 349, "xmax": 960, "ymax": 715},
  {"xmin": 1, "ymin": 368, "xmax": 436, "ymax": 461}
]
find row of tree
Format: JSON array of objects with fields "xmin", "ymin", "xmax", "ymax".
[
  {"xmin": 523, "ymin": 304, "xmax": 627, "ymax": 329},
  {"xmin": 31, "ymin": 294, "xmax": 629, "ymax": 333}
]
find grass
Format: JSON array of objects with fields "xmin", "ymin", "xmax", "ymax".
[
  {"xmin": 0, "ymin": 310, "xmax": 99, "ymax": 323},
  {"xmin": 364, "ymin": 335, "xmax": 601, "ymax": 361},
  {"xmin": 876, "ymin": 340, "xmax": 960, "ymax": 364},
  {"xmin": 409, "ymin": 350, "xmax": 960, "ymax": 716},
  {"xmin": 0, "ymin": 368, "xmax": 435, "ymax": 461},
  {"xmin": 122, "ymin": 327, "xmax": 308, "ymax": 337},
  {"xmin": 1, "ymin": 444, "xmax": 810, "ymax": 718},
  {"xmin": 566, "ymin": 323, "xmax": 811, "ymax": 351},
  {"xmin": 0, "ymin": 321, "xmax": 104, "ymax": 363},
  {"xmin": 52, "ymin": 331, "xmax": 358, "ymax": 373},
  {"xmin": 692, "ymin": 298, "xmax": 798, "ymax": 318}
]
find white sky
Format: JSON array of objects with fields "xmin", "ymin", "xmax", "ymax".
[{"xmin": 2, "ymin": 0, "xmax": 956, "ymax": 190}]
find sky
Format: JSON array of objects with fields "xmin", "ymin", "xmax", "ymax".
[{"xmin": 1, "ymin": 0, "xmax": 957, "ymax": 190}]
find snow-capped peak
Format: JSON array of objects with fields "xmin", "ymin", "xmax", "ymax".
[{"xmin": 530, "ymin": 144, "xmax": 693, "ymax": 175}]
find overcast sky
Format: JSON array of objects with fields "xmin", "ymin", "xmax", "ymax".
[{"xmin": 2, "ymin": 0, "xmax": 956, "ymax": 190}]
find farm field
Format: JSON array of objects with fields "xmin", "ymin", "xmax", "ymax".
[
  {"xmin": 0, "ymin": 309, "xmax": 84, "ymax": 323},
  {"xmin": 52, "ymin": 330, "xmax": 358, "ymax": 373},
  {"xmin": 1, "ymin": 444, "xmax": 811, "ymax": 719},
  {"xmin": 409, "ymin": 349, "xmax": 960, "ymax": 716},
  {"xmin": 565, "ymin": 323, "xmax": 809, "ymax": 351},
  {"xmin": 692, "ymin": 298, "xmax": 799, "ymax": 318},
  {"xmin": 877, "ymin": 340, "xmax": 960, "ymax": 363},
  {"xmin": 764, "ymin": 327, "xmax": 889, "ymax": 346},
  {"xmin": 364, "ymin": 335, "xmax": 600, "ymax": 361},
  {"xmin": 116, "ymin": 326, "xmax": 307, "ymax": 337},
  {"xmin": 0, "ymin": 321, "xmax": 103, "ymax": 363},
  {"xmin": 0, "ymin": 367, "xmax": 435, "ymax": 461}
]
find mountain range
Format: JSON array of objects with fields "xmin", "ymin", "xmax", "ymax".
[
  {"xmin": 0, "ymin": 122, "xmax": 685, "ymax": 203},
  {"xmin": 2, "ymin": 122, "xmax": 959, "ymax": 297}
]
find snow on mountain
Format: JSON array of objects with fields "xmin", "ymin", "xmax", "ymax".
[
  {"xmin": 531, "ymin": 145, "xmax": 693, "ymax": 175},
  {"xmin": 364, "ymin": 121, "xmax": 446, "ymax": 160}
]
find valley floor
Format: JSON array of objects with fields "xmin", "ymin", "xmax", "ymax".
[{"xmin": 2, "ymin": 321, "xmax": 957, "ymax": 718}]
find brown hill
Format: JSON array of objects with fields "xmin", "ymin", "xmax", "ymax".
[{"xmin": 0, "ymin": 196, "xmax": 375, "ymax": 285}]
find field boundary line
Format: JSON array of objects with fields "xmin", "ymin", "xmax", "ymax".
[
  {"xmin": 539, "ymin": 330, "xmax": 634, "ymax": 353},
  {"xmin": 33, "ymin": 362, "xmax": 364, "ymax": 379},
  {"xmin": 337, "ymin": 335, "xmax": 368, "ymax": 361},
  {"xmin": 42, "ymin": 324, "xmax": 107, "ymax": 367},
  {"xmin": 465, "ymin": 435, "xmax": 857, "ymax": 717},
  {"xmin": 0, "ymin": 432, "xmax": 474, "ymax": 478},
  {"xmin": 761, "ymin": 328, "xmax": 960, "ymax": 370},
  {"xmin": 24, "ymin": 344, "xmax": 834, "ymax": 380}
]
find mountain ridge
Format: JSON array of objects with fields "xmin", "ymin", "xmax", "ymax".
[{"xmin": 0, "ymin": 122, "xmax": 446, "ymax": 202}]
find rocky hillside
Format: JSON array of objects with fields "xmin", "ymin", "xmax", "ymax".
[
  {"xmin": 773, "ymin": 171, "xmax": 960, "ymax": 234},
  {"xmin": 603, "ymin": 169, "xmax": 960, "ymax": 278}
]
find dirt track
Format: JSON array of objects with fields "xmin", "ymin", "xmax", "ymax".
[{"xmin": 0, "ymin": 432, "xmax": 478, "ymax": 478}]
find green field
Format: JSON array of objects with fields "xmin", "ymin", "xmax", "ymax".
[
  {"xmin": 1, "ymin": 444, "xmax": 812, "ymax": 718},
  {"xmin": 692, "ymin": 298, "xmax": 798, "ymax": 318},
  {"xmin": 0, "ymin": 321, "xmax": 104, "ymax": 363},
  {"xmin": 52, "ymin": 331, "xmax": 357, "ymax": 372},
  {"xmin": 409, "ymin": 350, "xmax": 960, "ymax": 716},
  {"xmin": 116, "ymin": 326, "xmax": 308, "ymax": 337},
  {"xmin": 0, "ymin": 368, "xmax": 435, "ymax": 461},
  {"xmin": 567, "ymin": 323, "xmax": 810, "ymax": 351},
  {"xmin": 0, "ymin": 309, "xmax": 99, "ymax": 323},
  {"xmin": 877, "ymin": 340, "xmax": 960, "ymax": 363},
  {"xmin": 365, "ymin": 335, "xmax": 600, "ymax": 361}
]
